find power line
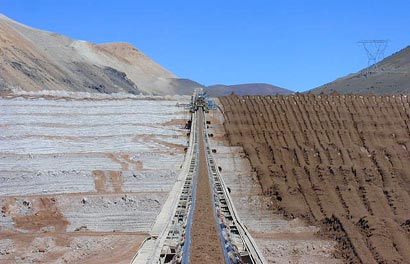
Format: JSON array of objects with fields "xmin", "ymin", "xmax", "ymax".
[{"xmin": 358, "ymin": 40, "xmax": 388, "ymax": 75}]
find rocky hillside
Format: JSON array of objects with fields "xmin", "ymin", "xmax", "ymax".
[
  {"xmin": 311, "ymin": 46, "xmax": 410, "ymax": 95},
  {"xmin": 0, "ymin": 14, "xmax": 294, "ymax": 96},
  {"xmin": 0, "ymin": 14, "xmax": 180, "ymax": 95}
]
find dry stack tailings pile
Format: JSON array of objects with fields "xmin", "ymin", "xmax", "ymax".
[{"xmin": 220, "ymin": 94, "xmax": 410, "ymax": 264}]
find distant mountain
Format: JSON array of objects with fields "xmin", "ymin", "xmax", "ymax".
[
  {"xmin": 206, "ymin": 83, "xmax": 293, "ymax": 97},
  {"xmin": 0, "ymin": 14, "xmax": 293, "ymax": 96},
  {"xmin": 311, "ymin": 46, "xmax": 410, "ymax": 95},
  {"xmin": 142, "ymin": 80, "xmax": 294, "ymax": 97},
  {"xmin": 0, "ymin": 14, "xmax": 180, "ymax": 95},
  {"xmin": 166, "ymin": 78, "xmax": 205, "ymax": 95}
]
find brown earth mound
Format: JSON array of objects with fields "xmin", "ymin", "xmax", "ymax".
[
  {"xmin": 220, "ymin": 94, "xmax": 410, "ymax": 263},
  {"xmin": 13, "ymin": 197, "xmax": 68, "ymax": 232}
]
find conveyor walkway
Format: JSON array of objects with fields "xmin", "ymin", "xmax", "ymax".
[{"xmin": 131, "ymin": 89, "xmax": 266, "ymax": 264}]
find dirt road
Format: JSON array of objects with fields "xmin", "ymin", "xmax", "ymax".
[
  {"xmin": 190, "ymin": 110, "xmax": 225, "ymax": 264},
  {"xmin": 220, "ymin": 94, "xmax": 410, "ymax": 263}
]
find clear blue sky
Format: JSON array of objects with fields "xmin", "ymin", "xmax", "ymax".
[{"xmin": 1, "ymin": 0, "xmax": 409, "ymax": 91}]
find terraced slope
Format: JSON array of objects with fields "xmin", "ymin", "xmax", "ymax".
[
  {"xmin": 0, "ymin": 94, "xmax": 187, "ymax": 263},
  {"xmin": 220, "ymin": 94, "xmax": 410, "ymax": 263}
]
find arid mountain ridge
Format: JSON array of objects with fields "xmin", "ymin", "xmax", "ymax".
[
  {"xmin": 0, "ymin": 14, "xmax": 176, "ymax": 95},
  {"xmin": 0, "ymin": 14, "xmax": 292, "ymax": 96},
  {"xmin": 311, "ymin": 46, "xmax": 410, "ymax": 95},
  {"xmin": 2, "ymin": 14, "xmax": 409, "ymax": 96}
]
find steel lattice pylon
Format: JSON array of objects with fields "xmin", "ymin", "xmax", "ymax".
[{"xmin": 358, "ymin": 40, "xmax": 388, "ymax": 75}]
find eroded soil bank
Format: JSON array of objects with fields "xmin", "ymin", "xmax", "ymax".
[
  {"xmin": 207, "ymin": 101, "xmax": 341, "ymax": 263},
  {"xmin": 220, "ymin": 94, "xmax": 410, "ymax": 263}
]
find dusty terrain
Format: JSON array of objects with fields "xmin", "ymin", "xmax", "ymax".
[
  {"xmin": 0, "ymin": 92, "xmax": 187, "ymax": 263},
  {"xmin": 0, "ymin": 14, "xmax": 297, "ymax": 97},
  {"xmin": 0, "ymin": 14, "xmax": 179, "ymax": 95},
  {"xmin": 207, "ymin": 102, "xmax": 341, "ymax": 263},
  {"xmin": 190, "ymin": 111, "xmax": 225, "ymax": 264},
  {"xmin": 220, "ymin": 94, "xmax": 410, "ymax": 263},
  {"xmin": 312, "ymin": 46, "xmax": 410, "ymax": 95},
  {"xmin": 0, "ymin": 15, "xmax": 294, "ymax": 96}
]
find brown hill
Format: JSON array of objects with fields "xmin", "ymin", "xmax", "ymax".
[
  {"xmin": 0, "ymin": 14, "xmax": 178, "ymax": 95},
  {"xmin": 311, "ymin": 46, "xmax": 410, "ymax": 95},
  {"xmin": 207, "ymin": 83, "xmax": 292, "ymax": 96},
  {"xmin": 158, "ymin": 80, "xmax": 294, "ymax": 97},
  {"xmin": 166, "ymin": 78, "xmax": 205, "ymax": 95},
  {"xmin": 0, "ymin": 14, "xmax": 293, "ymax": 96}
]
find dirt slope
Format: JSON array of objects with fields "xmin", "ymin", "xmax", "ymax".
[
  {"xmin": 0, "ymin": 14, "xmax": 178, "ymax": 95},
  {"xmin": 311, "ymin": 46, "xmax": 410, "ymax": 95},
  {"xmin": 220, "ymin": 94, "xmax": 410, "ymax": 263}
]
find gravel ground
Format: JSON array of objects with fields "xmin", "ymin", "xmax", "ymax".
[{"xmin": 0, "ymin": 94, "xmax": 188, "ymax": 263}]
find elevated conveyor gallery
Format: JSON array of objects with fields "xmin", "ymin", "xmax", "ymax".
[{"xmin": 131, "ymin": 89, "xmax": 266, "ymax": 264}]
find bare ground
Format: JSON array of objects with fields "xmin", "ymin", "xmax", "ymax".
[
  {"xmin": 220, "ymin": 94, "xmax": 410, "ymax": 263},
  {"xmin": 0, "ymin": 96, "xmax": 186, "ymax": 263},
  {"xmin": 207, "ymin": 104, "xmax": 341, "ymax": 263},
  {"xmin": 0, "ymin": 231, "xmax": 146, "ymax": 264}
]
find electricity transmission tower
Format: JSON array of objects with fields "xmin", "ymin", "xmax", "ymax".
[{"xmin": 358, "ymin": 40, "xmax": 388, "ymax": 75}]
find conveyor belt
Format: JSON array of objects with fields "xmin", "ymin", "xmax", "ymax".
[
  {"xmin": 202, "ymin": 110, "xmax": 266, "ymax": 264},
  {"xmin": 130, "ymin": 89, "xmax": 266, "ymax": 264}
]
